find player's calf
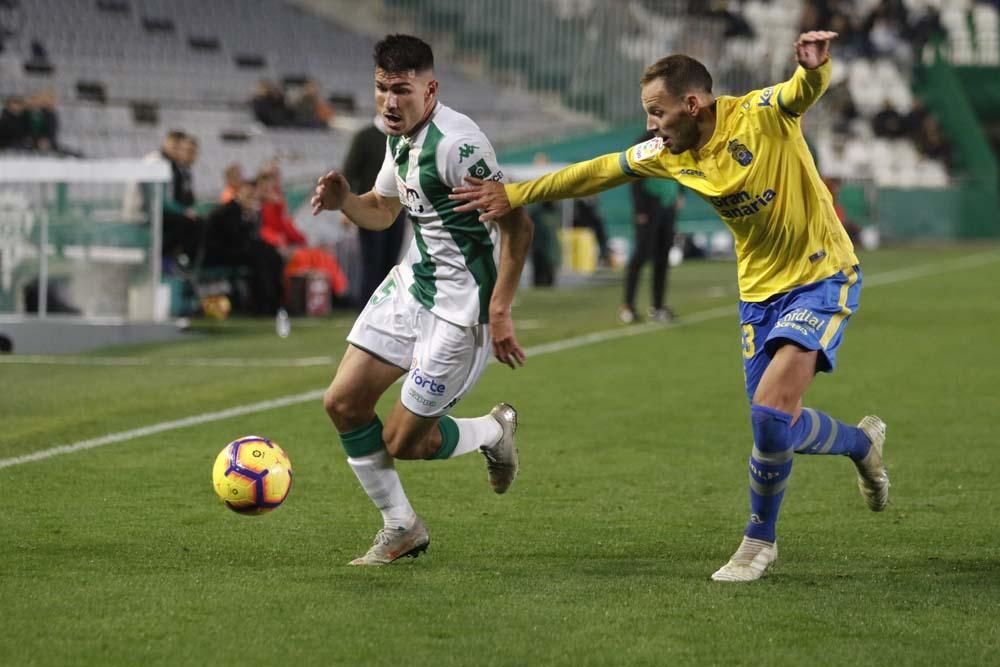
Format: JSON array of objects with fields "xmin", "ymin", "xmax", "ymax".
[{"xmin": 745, "ymin": 405, "xmax": 795, "ymax": 543}]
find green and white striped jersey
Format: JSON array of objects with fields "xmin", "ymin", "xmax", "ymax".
[{"xmin": 374, "ymin": 103, "xmax": 504, "ymax": 327}]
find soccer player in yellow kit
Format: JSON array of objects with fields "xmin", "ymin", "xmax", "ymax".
[{"xmin": 450, "ymin": 31, "xmax": 890, "ymax": 582}]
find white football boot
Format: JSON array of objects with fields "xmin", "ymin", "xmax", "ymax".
[
  {"xmin": 854, "ymin": 416, "xmax": 890, "ymax": 512},
  {"xmin": 349, "ymin": 517, "xmax": 430, "ymax": 566},
  {"xmin": 481, "ymin": 403, "xmax": 518, "ymax": 494},
  {"xmin": 711, "ymin": 536, "xmax": 779, "ymax": 582}
]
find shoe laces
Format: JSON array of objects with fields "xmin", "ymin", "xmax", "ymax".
[{"xmin": 371, "ymin": 526, "xmax": 403, "ymax": 547}]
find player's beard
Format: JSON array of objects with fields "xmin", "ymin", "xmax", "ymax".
[{"xmin": 668, "ymin": 117, "xmax": 700, "ymax": 154}]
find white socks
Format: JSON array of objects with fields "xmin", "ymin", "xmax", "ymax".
[
  {"xmin": 449, "ymin": 416, "xmax": 503, "ymax": 458},
  {"xmin": 347, "ymin": 449, "xmax": 416, "ymax": 530}
]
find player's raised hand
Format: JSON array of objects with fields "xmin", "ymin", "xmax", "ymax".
[
  {"xmin": 489, "ymin": 309, "xmax": 525, "ymax": 370},
  {"xmin": 449, "ymin": 177, "xmax": 512, "ymax": 222},
  {"xmin": 310, "ymin": 170, "xmax": 350, "ymax": 215},
  {"xmin": 796, "ymin": 30, "xmax": 838, "ymax": 69}
]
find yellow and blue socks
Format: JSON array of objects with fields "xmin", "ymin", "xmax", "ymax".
[
  {"xmin": 339, "ymin": 417, "xmax": 416, "ymax": 530},
  {"xmin": 429, "ymin": 415, "xmax": 502, "ymax": 460},
  {"xmin": 791, "ymin": 407, "xmax": 871, "ymax": 461},
  {"xmin": 745, "ymin": 405, "xmax": 875, "ymax": 542},
  {"xmin": 746, "ymin": 405, "xmax": 795, "ymax": 543}
]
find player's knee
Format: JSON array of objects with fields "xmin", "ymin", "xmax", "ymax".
[
  {"xmin": 322, "ymin": 387, "xmax": 368, "ymax": 431},
  {"xmin": 750, "ymin": 404, "xmax": 793, "ymax": 452},
  {"xmin": 751, "ymin": 382, "xmax": 801, "ymax": 414}
]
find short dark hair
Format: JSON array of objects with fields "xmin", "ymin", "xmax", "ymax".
[
  {"xmin": 373, "ymin": 34, "xmax": 434, "ymax": 74},
  {"xmin": 166, "ymin": 129, "xmax": 187, "ymax": 141},
  {"xmin": 640, "ymin": 55, "xmax": 713, "ymax": 97}
]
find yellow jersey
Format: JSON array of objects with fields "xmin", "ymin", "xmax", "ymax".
[{"xmin": 506, "ymin": 59, "xmax": 858, "ymax": 302}]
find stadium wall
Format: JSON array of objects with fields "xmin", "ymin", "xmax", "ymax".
[{"xmin": 913, "ymin": 56, "xmax": 1000, "ymax": 239}]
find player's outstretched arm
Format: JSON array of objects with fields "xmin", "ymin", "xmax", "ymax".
[
  {"xmin": 775, "ymin": 30, "xmax": 837, "ymax": 118},
  {"xmin": 796, "ymin": 30, "xmax": 837, "ymax": 69},
  {"xmin": 489, "ymin": 207, "xmax": 533, "ymax": 369},
  {"xmin": 311, "ymin": 170, "xmax": 401, "ymax": 230},
  {"xmin": 451, "ymin": 153, "xmax": 631, "ymax": 222}
]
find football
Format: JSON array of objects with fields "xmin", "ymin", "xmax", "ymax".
[{"xmin": 212, "ymin": 436, "xmax": 293, "ymax": 515}]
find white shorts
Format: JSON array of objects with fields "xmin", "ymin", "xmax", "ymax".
[{"xmin": 346, "ymin": 268, "xmax": 492, "ymax": 418}]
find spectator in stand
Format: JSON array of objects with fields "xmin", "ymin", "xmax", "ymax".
[
  {"xmin": 251, "ymin": 80, "xmax": 292, "ymax": 127},
  {"xmin": 826, "ymin": 83, "xmax": 858, "ymax": 135},
  {"xmin": 162, "ymin": 134, "xmax": 205, "ymax": 268},
  {"xmin": 220, "ymin": 163, "xmax": 244, "ymax": 203},
  {"xmin": 863, "ymin": 0, "xmax": 911, "ymax": 59},
  {"xmin": 903, "ymin": 99, "xmax": 929, "ymax": 137},
  {"xmin": 915, "ymin": 115, "xmax": 952, "ymax": 168},
  {"xmin": 257, "ymin": 166, "xmax": 307, "ymax": 253},
  {"xmin": 292, "ymin": 79, "xmax": 335, "ymax": 129},
  {"xmin": 122, "ymin": 128, "xmax": 183, "ymax": 221},
  {"xmin": 0, "ymin": 96, "xmax": 31, "ymax": 150},
  {"xmin": 257, "ymin": 165, "xmax": 348, "ymax": 304},
  {"xmin": 342, "ymin": 116, "xmax": 406, "ymax": 304},
  {"xmin": 204, "ymin": 179, "xmax": 285, "ymax": 315},
  {"xmin": 906, "ymin": 6, "xmax": 943, "ymax": 56},
  {"xmin": 25, "ymin": 90, "xmax": 59, "ymax": 152},
  {"xmin": 872, "ymin": 99, "xmax": 905, "ymax": 138}
]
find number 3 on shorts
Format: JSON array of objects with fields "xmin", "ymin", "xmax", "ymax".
[
  {"xmin": 370, "ymin": 277, "xmax": 397, "ymax": 306},
  {"xmin": 741, "ymin": 323, "xmax": 756, "ymax": 359}
]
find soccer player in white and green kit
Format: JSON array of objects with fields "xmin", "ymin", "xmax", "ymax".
[{"xmin": 311, "ymin": 34, "xmax": 533, "ymax": 566}]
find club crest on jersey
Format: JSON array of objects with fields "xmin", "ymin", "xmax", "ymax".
[
  {"xmin": 632, "ymin": 136, "xmax": 664, "ymax": 162},
  {"xmin": 727, "ymin": 138, "xmax": 753, "ymax": 167}
]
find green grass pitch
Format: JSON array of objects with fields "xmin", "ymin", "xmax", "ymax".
[{"xmin": 2, "ymin": 245, "xmax": 999, "ymax": 666}]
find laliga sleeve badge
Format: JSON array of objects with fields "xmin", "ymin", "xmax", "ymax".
[{"xmin": 632, "ymin": 136, "xmax": 664, "ymax": 162}]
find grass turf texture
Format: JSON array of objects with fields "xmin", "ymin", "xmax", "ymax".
[{"xmin": 2, "ymin": 246, "xmax": 999, "ymax": 666}]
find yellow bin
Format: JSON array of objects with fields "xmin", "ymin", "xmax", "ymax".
[{"xmin": 557, "ymin": 228, "xmax": 597, "ymax": 273}]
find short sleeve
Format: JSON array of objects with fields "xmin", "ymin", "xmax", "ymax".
[
  {"xmin": 438, "ymin": 133, "xmax": 505, "ymax": 189},
  {"xmin": 373, "ymin": 142, "xmax": 398, "ymax": 198}
]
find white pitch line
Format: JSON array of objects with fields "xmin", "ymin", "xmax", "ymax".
[
  {"xmin": 2, "ymin": 250, "xmax": 997, "ymax": 470},
  {"xmin": 0, "ymin": 391, "xmax": 325, "ymax": 469},
  {"xmin": 0, "ymin": 355, "xmax": 336, "ymax": 368}
]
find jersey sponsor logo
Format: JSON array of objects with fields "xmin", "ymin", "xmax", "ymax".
[
  {"xmin": 396, "ymin": 176, "xmax": 426, "ymax": 214},
  {"xmin": 709, "ymin": 189, "xmax": 776, "ymax": 219},
  {"xmin": 467, "ymin": 158, "xmax": 493, "ymax": 179},
  {"xmin": 458, "ymin": 143, "xmax": 479, "ymax": 162},
  {"xmin": 631, "ymin": 136, "xmax": 664, "ymax": 162},
  {"xmin": 758, "ymin": 87, "xmax": 774, "ymax": 108},
  {"xmin": 727, "ymin": 138, "xmax": 753, "ymax": 167},
  {"xmin": 677, "ymin": 168, "xmax": 705, "ymax": 178}
]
